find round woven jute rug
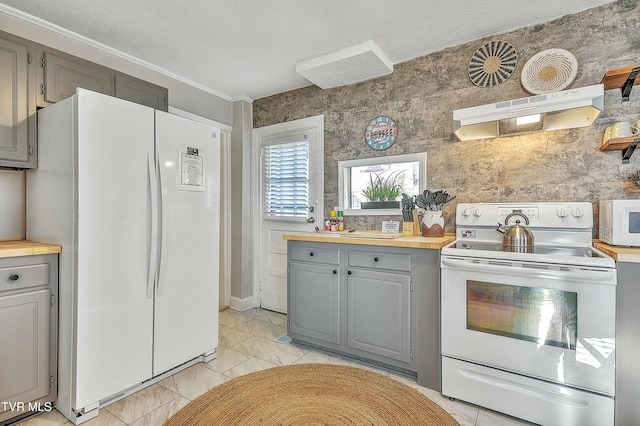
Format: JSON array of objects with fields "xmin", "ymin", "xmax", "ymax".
[{"xmin": 164, "ymin": 363, "xmax": 459, "ymax": 425}]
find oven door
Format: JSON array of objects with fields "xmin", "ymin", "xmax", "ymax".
[{"xmin": 441, "ymin": 255, "xmax": 616, "ymax": 396}]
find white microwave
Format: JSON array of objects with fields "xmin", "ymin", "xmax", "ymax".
[{"xmin": 599, "ymin": 200, "xmax": 640, "ymax": 247}]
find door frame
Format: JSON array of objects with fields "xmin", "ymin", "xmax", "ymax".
[{"xmin": 252, "ymin": 115, "xmax": 324, "ymax": 309}]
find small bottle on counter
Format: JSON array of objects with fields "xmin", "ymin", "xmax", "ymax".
[
  {"xmin": 337, "ymin": 210, "xmax": 344, "ymax": 231},
  {"xmin": 324, "ymin": 219, "xmax": 331, "ymax": 231},
  {"xmin": 329, "ymin": 210, "xmax": 337, "ymax": 231}
]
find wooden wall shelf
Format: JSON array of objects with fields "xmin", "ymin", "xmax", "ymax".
[
  {"xmin": 601, "ymin": 65, "xmax": 640, "ymax": 101},
  {"xmin": 600, "ymin": 136, "xmax": 640, "ymax": 163}
]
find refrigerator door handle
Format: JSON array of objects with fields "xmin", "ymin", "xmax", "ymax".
[
  {"xmin": 147, "ymin": 150, "xmax": 159, "ymax": 299},
  {"xmin": 156, "ymin": 155, "xmax": 169, "ymax": 297}
]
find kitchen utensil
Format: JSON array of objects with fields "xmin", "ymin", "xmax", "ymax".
[{"xmin": 496, "ymin": 213, "xmax": 534, "ymax": 247}]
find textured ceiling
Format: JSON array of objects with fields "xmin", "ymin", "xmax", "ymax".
[{"xmin": 0, "ymin": 0, "xmax": 615, "ymax": 101}]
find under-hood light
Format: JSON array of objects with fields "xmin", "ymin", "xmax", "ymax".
[{"xmin": 453, "ymin": 84, "xmax": 604, "ymax": 141}]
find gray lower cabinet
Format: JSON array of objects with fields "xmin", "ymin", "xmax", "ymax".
[
  {"xmin": 0, "ymin": 254, "xmax": 58, "ymax": 424},
  {"xmin": 287, "ymin": 240, "xmax": 441, "ymax": 390},
  {"xmin": 347, "ymin": 265, "xmax": 411, "ymax": 363},
  {"xmin": 289, "ymin": 262, "xmax": 341, "ymax": 345},
  {"xmin": 0, "ymin": 31, "xmax": 37, "ymax": 168}
]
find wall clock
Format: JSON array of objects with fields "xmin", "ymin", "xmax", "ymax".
[{"xmin": 365, "ymin": 116, "xmax": 397, "ymax": 150}]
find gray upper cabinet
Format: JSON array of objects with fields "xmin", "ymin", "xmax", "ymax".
[
  {"xmin": 37, "ymin": 45, "xmax": 114, "ymax": 106},
  {"xmin": 115, "ymin": 73, "xmax": 168, "ymax": 111},
  {"xmin": 36, "ymin": 44, "xmax": 168, "ymax": 112},
  {"xmin": 0, "ymin": 31, "xmax": 37, "ymax": 168}
]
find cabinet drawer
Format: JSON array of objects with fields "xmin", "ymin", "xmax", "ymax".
[
  {"xmin": 290, "ymin": 246, "xmax": 340, "ymax": 265},
  {"xmin": 348, "ymin": 250, "xmax": 411, "ymax": 272},
  {"xmin": 0, "ymin": 264, "xmax": 50, "ymax": 293}
]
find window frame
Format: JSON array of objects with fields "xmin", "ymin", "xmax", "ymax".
[
  {"xmin": 337, "ymin": 152, "xmax": 427, "ymax": 216},
  {"xmin": 261, "ymin": 136, "xmax": 310, "ymax": 222}
]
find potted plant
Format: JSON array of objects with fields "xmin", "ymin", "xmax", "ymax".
[{"xmin": 360, "ymin": 170, "xmax": 404, "ymax": 209}]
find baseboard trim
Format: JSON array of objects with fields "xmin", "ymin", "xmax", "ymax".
[{"xmin": 229, "ymin": 296, "xmax": 255, "ymax": 312}]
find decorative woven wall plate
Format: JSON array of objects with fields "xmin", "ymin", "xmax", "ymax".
[
  {"xmin": 521, "ymin": 48, "xmax": 578, "ymax": 94},
  {"xmin": 468, "ymin": 40, "xmax": 517, "ymax": 87}
]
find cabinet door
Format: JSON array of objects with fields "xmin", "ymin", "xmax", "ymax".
[
  {"xmin": 347, "ymin": 269, "xmax": 411, "ymax": 362},
  {"xmin": 0, "ymin": 32, "xmax": 36, "ymax": 168},
  {"xmin": 0, "ymin": 289, "xmax": 50, "ymax": 411},
  {"xmin": 37, "ymin": 46, "xmax": 114, "ymax": 106},
  {"xmin": 115, "ymin": 73, "xmax": 168, "ymax": 111},
  {"xmin": 288, "ymin": 262, "xmax": 341, "ymax": 345}
]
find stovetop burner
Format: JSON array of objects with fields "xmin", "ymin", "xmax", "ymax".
[
  {"xmin": 444, "ymin": 202, "xmax": 617, "ymax": 269},
  {"xmin": 452, "ymin": 241, "xmax": 606, "ymax": 258}
]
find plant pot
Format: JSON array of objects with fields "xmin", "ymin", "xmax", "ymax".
[
  {"xmin": 421, "ymin": 211, "xmax": 445, "ymax": 237},
  {"xmin": 361, "ymin": 201, "xmax": 400, "ymax": 209}
]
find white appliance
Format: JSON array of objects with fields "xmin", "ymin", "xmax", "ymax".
[
  {"xmin": 452, "ymin": 84, "xmax": 604, "ymax": 141},
  {"xmin": 26, "ymin": 89, "xmax": 220, "ymax": 424},
  {"xmin": 441, "ymin": 202, "xmax": 616, "ymax": 426},
  {"xmin": 599, "ymin": 199, "xmax": 640, "ymax": 247}
]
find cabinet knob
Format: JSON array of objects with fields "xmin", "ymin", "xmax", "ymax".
[
  {"xmin": 332, "ymin": 269, "xmax": 337, "ymax": 275},
  {"xmin": 347, "ymin": 271, "xmax": 352, "ymax": 275},
  {"xmin": 309, "ymin": 252, "xmax": 314, "ymax": 257},
  {"xmin": 8, "ymin": 274, "xmax": 20, "ymax": 282},
  {"xmin": 373, "ymin": 257, "xmax": 379, "ymax": 262}
]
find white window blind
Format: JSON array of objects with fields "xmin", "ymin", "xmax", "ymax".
[{"xmin": 262, "ymin": 139, "xmax": 309, "ymax": 219}]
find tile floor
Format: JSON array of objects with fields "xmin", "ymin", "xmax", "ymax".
[{"xmin": 15, "ymin": 308, "xmax": 534, "ymax": 426}]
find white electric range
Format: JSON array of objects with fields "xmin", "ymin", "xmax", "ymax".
[{"xmin": 440, "ymin": 202, "xmax": 616, "ymax": 426}]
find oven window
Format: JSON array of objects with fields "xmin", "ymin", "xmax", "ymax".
[
  {"xmin": 467, "ymin": 281, "xmax": 577, "ymax": 350},
  {"xmin": 630, "ymin": 212, "xmax": 640, "ymax": 234}
]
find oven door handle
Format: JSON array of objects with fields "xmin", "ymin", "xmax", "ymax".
[{"xmin": 441, "ymin": 257, "xmax": 616, "ymax": 283}]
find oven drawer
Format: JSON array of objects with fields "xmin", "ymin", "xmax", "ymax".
[
  {"xmin": 442, "ymin": 357, "xmax": 614, "ymax": 426},
  {"xmin": 290, "ymin": 245, "xmax": 340, "ymax": 265},
  {"xmin": 348, "ymin": 250, "xmax": 411, "ymax": 272}
]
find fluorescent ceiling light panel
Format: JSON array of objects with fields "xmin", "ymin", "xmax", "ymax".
[
  {"xmin": 296, "ymin": 40, "xmax": 393, "ymax": 89},
  {"xmin": 453, "ymin": 84, "xmax": 604, "ymax": 141}
]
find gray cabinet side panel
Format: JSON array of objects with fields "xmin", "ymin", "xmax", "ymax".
[
  {"xmin": 413, "ymin": 249, "xmax": 441, "ymax": 391},
  {"xmin": 615, "ymin": 262, "xmax": 640, "ymax": 426}
]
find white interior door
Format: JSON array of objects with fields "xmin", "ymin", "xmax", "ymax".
[{"xmin": 254, "ymin": 115, "xmax": 324, "ymax": 313}]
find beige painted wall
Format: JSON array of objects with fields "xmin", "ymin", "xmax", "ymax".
[{"xmin": 253, "ymin": 0, "xmax": 640, "ymax": 235}]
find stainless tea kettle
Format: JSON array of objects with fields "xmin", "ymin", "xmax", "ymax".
[{"xmin": 496, "ymin": 213, "xmax": 534, "ymax": 247}]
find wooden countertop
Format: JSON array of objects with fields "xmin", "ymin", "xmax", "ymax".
[
  {"xmin": 283, "ymin": 231, "xmax": 455, "ymax": 249},
  {"xmin": 0, "ymin": 240, "xmax": 62, "ymax": 258},
  {"xmin": 594, "ymin": 241, "xmax": 640, "ymax": 264}
]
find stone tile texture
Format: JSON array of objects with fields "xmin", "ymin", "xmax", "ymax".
[{"xmin": 253, "ymin": 0, "xmax": 640, "ymax": 235}]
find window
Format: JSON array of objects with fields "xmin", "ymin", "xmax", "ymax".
[
  {"xmin": 262, "ymin": 138, "xmax": 309, "ymax": 220},
  {"xmin": 338, "ymin": 153, "xmax": 427, "ymax": 216}
]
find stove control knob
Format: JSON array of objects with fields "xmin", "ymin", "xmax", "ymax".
[
  {"xmin": 462, "ymin": 208, "xmax": 472, "ymax": 217},
  {"xmin": 556, "ymin": 208, "xmax": 568, "ymax": 218},
  {"xmin": 473, "ymin": 208, "xmax": 483, "ymax": 217},
  {"xmin": 572, "ymin": 208, "xmax": 584, "ymax": 218}
]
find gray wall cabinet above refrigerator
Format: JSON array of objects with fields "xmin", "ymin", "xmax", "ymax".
[
  {"xmin": 0, "ymin": 30, "xmax": 37, "ymax": 169},
  {"xmin": 0, "ymin": 29, "xmax": 169, "ymax": 170},
  {"xmin": 36, "ymin": 44, "xmax": 168, "ymax": 111}
]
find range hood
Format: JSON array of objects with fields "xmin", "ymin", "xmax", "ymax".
[{"xmin": 453, "ymin": 84, "xmax": 604, "ymax": 141}]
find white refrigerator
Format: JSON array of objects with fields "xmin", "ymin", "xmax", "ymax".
[{"xmin": 26, "ymin": 88, "xmax": 220, "ymax": 423}]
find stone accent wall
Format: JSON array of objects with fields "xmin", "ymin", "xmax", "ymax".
[{"xmin": 253, "ymin": 0, "xmax": 640, "ymax": 233}]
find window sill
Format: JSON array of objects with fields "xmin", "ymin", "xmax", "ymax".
[{"xmin": 342, "ymin": 208, "xmax": 402, "ymax": 216}]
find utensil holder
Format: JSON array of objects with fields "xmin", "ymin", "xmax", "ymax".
[{"xmin": 421, "ymin": 211, "xmax": 445, "ymax": 237}]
